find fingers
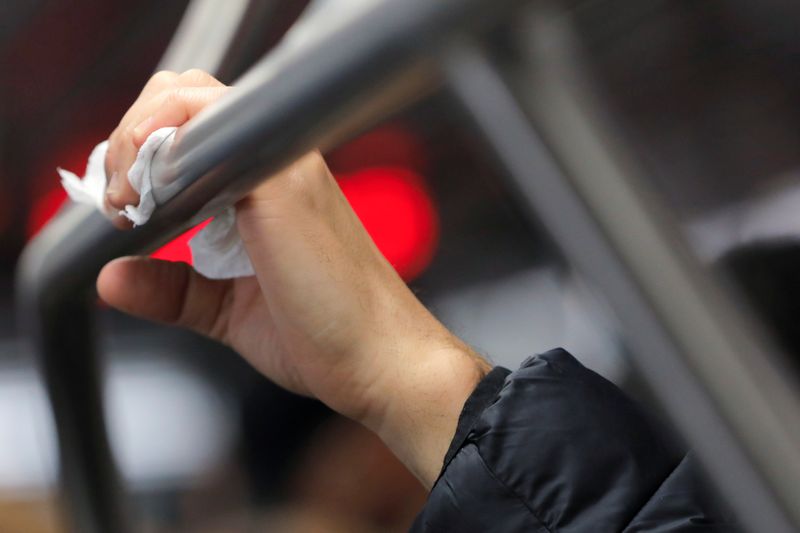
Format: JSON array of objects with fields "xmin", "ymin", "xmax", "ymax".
[
  {"xmin": 132, "ymin": 86, "xmax": 230, "ymax": 145},
  {"xmin": 97, "ymin": 256, "xmax": 233, "ymax": 342},
  {"xmin": 104, "ymin": 70, "xmax": 225, "ymax": 215},
  {"xmin": 105, "ymin": 70, "xmax": 180, "ymax": 210}
]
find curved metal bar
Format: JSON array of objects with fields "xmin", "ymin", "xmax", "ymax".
[
  {"xmin": 15, "ymin": 0, "xmax": 518, "ymax": 531},
  {"xmin": 14, "ymin": 0, "xmax": 267, "ymax": 529}
]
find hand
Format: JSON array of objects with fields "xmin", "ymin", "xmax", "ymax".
[
  {"xmin": 97, "ymin": 71, "xmax": 490, "ymax": 487},
  {"xmin": 104, "ymin": 69, "xmax": 228, "ymax": 226}
]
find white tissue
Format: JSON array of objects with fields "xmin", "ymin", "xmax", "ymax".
[
  {"xmin": 59, "ymin": 140, "xmax": 114, "ymax": 216},
  {"xmin": 119, "ymin": 127, "xmax": 175, "ymax": 226},
  {"xmin": 58, "ymin": 127, "xmax": 255, "ymax": 279},
  {"xmin": 189, "ymin": 209, "xmax": 255, "ymax": 279}
]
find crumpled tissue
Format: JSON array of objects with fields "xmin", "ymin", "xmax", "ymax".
[{"xmin": 58, "ymin": 126, "xmax": 255, "ymax": 279}]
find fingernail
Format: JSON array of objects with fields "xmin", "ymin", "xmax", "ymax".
[{"xmin": 132, "ymin": 116, "xmax": 154, "ymax": 142}]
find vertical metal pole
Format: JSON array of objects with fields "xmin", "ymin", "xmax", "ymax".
[
  {"xmin": 18, "ymin": 206, "xmax": 133, "ymax": 533},
  {"xmin": 441, "ymin": 30, "xmax": 800, "ymax": 532},
  {"xmin": 38, "ymin": 299, "xmax": 130, "ymax": 533},
  {"xmin": 18, "ymin": 2, "xmax": 270, "ymax": 529}
]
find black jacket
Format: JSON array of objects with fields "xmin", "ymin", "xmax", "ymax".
[{"xmin": 411, "ymin": 349, "xmax": 729, "ymax": 532}]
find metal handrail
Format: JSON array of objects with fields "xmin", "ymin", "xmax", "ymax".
[
  {"xmin": 15, "ymin": 0, "xmax": 519, "ymax": 531},
  {"xmin": 15, "ymin": 1, "xmax": 800, "ymax": 532}
]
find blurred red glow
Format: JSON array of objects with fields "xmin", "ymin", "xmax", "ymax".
[
  {"xmin": 150, "ymin": 220, "xmax": 211, "ymax": 264},
  {"xmin": 28, "ymin": 138, "xmax": 95, "ymax": 238},
  {"xmin": 27, "ymin": 138, "xmax": 207, "ymax": 265},
  {"xmin": 338, "ymin": 166, "xmax": 439, "ymax": 281},
  {"xmin": 31, "ymin": 129, "xmax": 439, "ymax": 280},
  {"xmin": 27, "ymin": 186, "xmax": 68, "ymax": 238},
  {"xmin": 27, "ymin": 144, "xmax": 206, "ymax": 266},
  {"xmin": 28, "ymin": 182, "xmax": 209, "ymax": 266}
]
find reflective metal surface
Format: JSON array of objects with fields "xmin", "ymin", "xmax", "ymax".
[{"xmin": 16, "ymin": 1, "xmax": 800, "ymax": 532}]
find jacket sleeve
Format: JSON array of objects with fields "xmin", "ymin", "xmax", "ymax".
[{"xmin": 410, "ymin": 348, "xmax": 730, "ymax": 532}]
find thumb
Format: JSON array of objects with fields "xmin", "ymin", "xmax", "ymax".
[{"xmin": 97, "ymin": 256, "xmax": 233, "ymax": 341}]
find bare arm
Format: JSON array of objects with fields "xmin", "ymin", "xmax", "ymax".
[{"xmin": 98, "ymin": 70, "xmax": 490, "ymax": 488}]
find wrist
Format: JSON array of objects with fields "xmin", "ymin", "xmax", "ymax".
[{"xmin": 361, "ymin": 333, "xmax": 490, "ymax": 488}]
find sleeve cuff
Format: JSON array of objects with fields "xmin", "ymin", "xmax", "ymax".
[{"xmin": 440, "ymin": 365, "xmax": 511, "ymax": 473}]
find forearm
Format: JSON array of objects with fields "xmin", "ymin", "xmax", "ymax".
[
  {"xmin": 359, "ymin": 332, "xmax": 491, "ymax": 489},
  {"xmin": 97, "ymin": 72, "xmax": 488, "ymax": 490}
]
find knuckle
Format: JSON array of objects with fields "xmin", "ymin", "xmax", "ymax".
[
  {"xmin": 163, "ymin": 87, "xmax": 185, "ymax": 104},
  {"xmin": 286, "ymin": 155, "xmax": 333, "ymax": 206},
  {"xmin": 106, "ymin": 130, "xmax": 124, "ymax": 161},
  {"xmin": 104, "ymin": 145, "xmax": 115, "ymax": 173},
  {"xmin": 179, "ymin": 68, "xmax": 217, "ymax": 85},
  {"xmin": 123, "ymin": 123, "xmax": 137, "ymax": 140},
  {"xmin": 150, "ymin": 70, "xmax": 178, "ymax": 86},
  {"xmin": 299, "ymin": 151, "xmax": 331, "ymax": 182}
]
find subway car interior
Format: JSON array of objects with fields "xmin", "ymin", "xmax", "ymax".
[{"xmin": 2, "ymin": 0, "xmax": 800, "ymax": 531}]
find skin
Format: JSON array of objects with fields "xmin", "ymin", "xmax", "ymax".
[{"xmin": 99, "ymin": 70, "xmax": 491, "ymax": 488}]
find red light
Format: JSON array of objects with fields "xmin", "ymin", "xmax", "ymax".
[
  {"xmin": 150, "ymin": 219, "xmax": 211, "ymax": 264},
  {"xmin": 31, "ymin": 137, "xmax": 440, "ymax": 280},
  {"xmin": 27, "ymin": 186, "xmax": 68, "ymax": 238},
  {"xmin": 28, "ymin": 140, "xmax": 210, "ymax": 267},
  {"xmin": 28, "ymin": 184, "xmax": 209, "ymax": 265},
  {"xmin": 28, "ymin": 139, "xmax": 96, "ymax": 238},
  {"xmin": 339, "ymin": 166, "xmax": 439, "ymax": 281}
]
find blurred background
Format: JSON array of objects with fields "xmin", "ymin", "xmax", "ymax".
[{"xmin": 2, "ymin": 0, "xmax": 800, "ymax": 531}]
